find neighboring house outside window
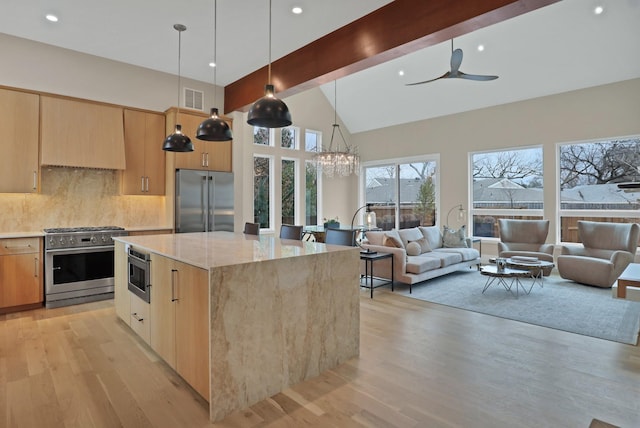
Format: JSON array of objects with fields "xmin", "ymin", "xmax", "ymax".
[
  {"xmin": 471, "ymin": 146, "xmax": 544, "ymax": 238},
  {"xmin": 558, "ymin": 136, "xmax": 640, "ymax": 243},
  {"xmin": 362, "ymin": 156, "xmax": 439, "ymax": 230}
]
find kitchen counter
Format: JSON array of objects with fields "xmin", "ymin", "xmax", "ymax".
[
  {"xmin": 0, "ymin": 231, "xmax": 44, "ymax": 239},
  {"xmin": 114, "ymin": 231, "xmax": 360, "ymax": 422}
]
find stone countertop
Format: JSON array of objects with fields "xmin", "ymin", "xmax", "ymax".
[
  {"xmin": 114, "ymin": 231, "xmax": 356, "ymax": 270},
  {"xmin": 0, "ymin": 231, "xmax": 44, "ymax": 239}
]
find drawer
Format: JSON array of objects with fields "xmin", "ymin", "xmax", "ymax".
[
  {"xmin": 130, "ymin": 293, "xmax": 151, "ymax": 345},
  {"xmin": 0, "ymin": 237, "xmax": 40, "ymax": 255}
]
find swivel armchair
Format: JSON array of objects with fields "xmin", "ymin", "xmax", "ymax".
[{"xmin": 497, "ymin": 219, "xmax": 554, "ymax": 276}]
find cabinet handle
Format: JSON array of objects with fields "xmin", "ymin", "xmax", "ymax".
[
  {"xmin": 141, "ymin": 176, "xmax": 145, "ymax": 192},
  {"xmin": 205, "ymin": 153, "xmax": 210, "ymax": 167},
  {"xmin": 201, "ymin": 153, "xmax": 206, "ymax": 168},
  {"xmin": 33, "ymin": 171, "xmax": 37, "ymax": 190},
  {"xmin": 132, "ymin": 313, "xmax": 144, "ymax": 322},
  {"xmin": 145, "ymin": 177, "xmax": 149, "ymax": 192},
  {"xmin": 34, "ymin": 257, "xmax": 39, "ymax": 277},
  {"xmin": 171, "ymin": 269, "xmax": 179, "ymax": 302},
  {"xmin": 4, "ymin": 243, "xmax": 32, "ymax": 249}
]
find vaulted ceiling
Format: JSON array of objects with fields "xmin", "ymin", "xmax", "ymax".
[{"xmin": 2, "ymin": 0, "xmax": 639, "ymax": 133}]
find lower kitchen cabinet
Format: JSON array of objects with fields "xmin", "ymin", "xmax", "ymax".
[
  {"xmin": 0, "ymin": 237, "xmax": 43, "ymax": 312},
  {"xmin": 150, "ymin": 253, "xmax": 209, "ymax": 401},
  {"xmin": 114, "ymin": 241, "xmax": 130, "ymax": 323}
]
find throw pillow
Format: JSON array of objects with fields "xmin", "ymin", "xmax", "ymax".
[
  {"xmin": 413, "ymin": 236, "xmax": 432, "ymax": 253},
  {"xmin": 383, "ymin": 230, "xmax": 404, "ymax": 248},
  {"xmin": 398, "ymin": 227, "xmax": 424, "ymax": 248},
  {"xmin": 442, "ymin": 225, "xmax": 468, "ymax": 248},
  {"xmin": 406, "ymin": 241, "xmax": 422, "ymax": 256}
]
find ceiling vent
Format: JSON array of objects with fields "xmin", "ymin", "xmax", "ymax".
[{"xmin": 184, "ymin": 88, "xmax": 204, "ymax": 110}]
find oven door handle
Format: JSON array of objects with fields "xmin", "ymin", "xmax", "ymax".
[{"xmin": 46, "ymin": 245, "xmax": 115, "ymax": 254}]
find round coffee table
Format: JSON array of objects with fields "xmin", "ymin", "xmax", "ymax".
[
  {"xmin": 480, "ymin": 265, "xmax": 533, "ymax": 297},
  {"xmin": 505, "ymin": 258, "xmax": 555, "ymax": 288}
]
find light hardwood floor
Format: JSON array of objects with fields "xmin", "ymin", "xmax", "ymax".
[{"xmin": 1, "ymin": 288, "xmax": 639, "ymax": 428}]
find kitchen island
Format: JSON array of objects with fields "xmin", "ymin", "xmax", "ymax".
[{"xmin": 113, "ymin": 231, "xmax": 360, "ymax": 422}]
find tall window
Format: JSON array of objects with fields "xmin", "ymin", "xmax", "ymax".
[
  {"xmin": 363, "ymin": 158, "xmax": 438, "ymax": 230},
  {"xmin": 305, "ymin": 161, "xmax": 319, "ymax": 225},
  {"xmin": 558, "ymin": 136, "xmax": 640, "ymax": 242},
  {"xmin": 471, "ymin": 147, "xmax": 543, "ymax": 237},
  {"xmin": 253, "ymin": 156, "xmax": 272, "ymax": 228},
  {"xmin": 281, "ymin": 159, "xmax": 297, "ymax": 225}
]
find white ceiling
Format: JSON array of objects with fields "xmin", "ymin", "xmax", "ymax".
[{"xmin": 2, "ymin": 0, "xmax": 640, "ymax": 134}]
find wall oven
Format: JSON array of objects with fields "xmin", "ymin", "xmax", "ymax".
[
  {"xmin": 44, "ymin": 226, "xmax": 127, "ymax": 308},
  {"xmin": 128, "ymin": 247, "xmax": 151, "ymax": 303}
]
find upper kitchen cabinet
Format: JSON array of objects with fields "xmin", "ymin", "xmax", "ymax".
[
  {"xmin": 40, "ymin": 96, "xmax": 126, "ymax": 169},
  {"xmin": 0, "ymin": 88, "xmax": 39, "ymax": 193},
  {"xmin": 122, "ymin": 109, "xmax": 166, "ymax": 195},
  {"xmin": 165, "ymin": 107, "xmax": 232, "ymax": 172}
]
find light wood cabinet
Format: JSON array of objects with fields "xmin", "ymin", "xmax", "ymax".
[
  {"xmin": 114, "ymin": 241, "xmax": 130, "ymax": 324},
  {"xmin": 0, "ymin": 237, "xmax": 43, "ymax": 311},
  {"xmin": 122, "ymin": 109, "xmax": 166, "ymax": 195},
  {"xmin": 0, "ymin": 88, "xmax": 39, "ymax": 193},
  {"xmin": 150, "ymin": 254, "xmax": 209, "ymax": 400},
  {"xmin": 40, "ymin": 96, "xmax": 126, "ymax": 169},
  {"xmin": 165, "ymin": 107, "xmax": 232, "ymax": 172}
]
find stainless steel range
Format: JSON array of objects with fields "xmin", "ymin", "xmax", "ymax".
[{"xmin": 44, "ymin": 226, "xmax": 128, "ymax": 308}]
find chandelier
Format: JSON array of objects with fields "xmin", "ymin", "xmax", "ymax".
[{"xmin": 314, "ymin": 81, "xmax": 359, "ymax": 177}]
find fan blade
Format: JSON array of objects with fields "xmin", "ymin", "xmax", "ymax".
[
  {"xmin": 458, "ymin": 71, "xmax": 498, "ymax": 81},
  {"xmin": 405, "ymin": 71, "xmax": 452, "ymax": 86},
  {"xmin": 450, "ymin": 48, "xmax": 463, "ymax": 73}
]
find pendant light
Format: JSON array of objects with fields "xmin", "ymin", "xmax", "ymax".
[
  {"xmin": 196, "ymin": 0, "xmax": 232, "ymax": 141},
  {"xmin": 246, "ymin": 0, "xmax": 292, "ymax": 128},
  {"xmin": 163, "ymin": 24, "xmax": 194, "ymax": 152}
]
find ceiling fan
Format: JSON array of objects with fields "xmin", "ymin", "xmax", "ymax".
[{"xmin": 406, "ymin": 40, "xmax": 499, "ymax": 86}]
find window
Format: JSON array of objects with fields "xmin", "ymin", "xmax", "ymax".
[
  {"xmin": 281, "ymin": 127, "xmax": 298, "ymax": 149},
  {"xmin": 253, "ymin": 155, "xmax": 272, "ymax": 229},
  {"xmin": 305, "ymin": 129, "xmax": 321, "ymax": 152},
  {"xmin": 305, "ymin": 161, "xmax": 319, "ymax": 225},
  {"xmin": 281, "ymin": 159, "xmax": 297, "ymax": 225},
  {"xmin": 363, "ymin": 158, "xmax": 438, "ymax": 230},
  {"xmin": 471, "ymin": 147, "xmax": 544, "ymax": 238},
  {"xmin": 253, "ymin": 127, "xmax": 272, "ymax": 146},
  {"xmin": 558, "ymin": 136, "xmax": 640, "ymax": 242}
]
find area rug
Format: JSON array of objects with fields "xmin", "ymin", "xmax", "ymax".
[{"xmin": 394, "ymin": 270, "xmax": 640, "ymax": 345}]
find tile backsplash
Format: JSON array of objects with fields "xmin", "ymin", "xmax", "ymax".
[{"xmin": 0, "ymin": 167, "xmax": 167, "ymax": 232}]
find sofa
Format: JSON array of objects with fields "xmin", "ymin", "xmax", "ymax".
[
  {"xmin": 361, "ymin": 226, "xmax": 480, "ymax": 287},
  {"xmin": 557, "ymin": 221, "xmax": 640, "ymax": 288}
]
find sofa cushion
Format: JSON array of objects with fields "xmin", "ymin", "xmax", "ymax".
[
  {"xmin": 406, "ymin": 255, "xmax": 441, "ymax": 274},
  {"xmin": 383, "ymin": 230, "xmax": 404, "ymax": 248},
  {"xmin": 436, "ymin": 247, "xmax": 480, "ymax": 262},
  {"xmin": 443, "ymin": 225, "xmax": 468, "ymax": 248},
  {"xmin": 398, "ymin": 227, "xmax": 423, "ymax": 247},
  {"xmin": 406, "ymin": 242, "xmax": 422, "ymax": 256},
  {"xmin": 421, "ymin": 251, "xmax": 463, "ymax": 267},
  {"xmin": 419, "ymin": 226, "xmax": 442, "ymax": 249}
]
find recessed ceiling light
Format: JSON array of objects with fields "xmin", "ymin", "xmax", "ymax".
[
  {"xmin": 594, "ymin": 5, "xmax": 604, "ymax": 15},
  {"xmin": 477, "ymin": 44, "xmax": 485, "ymax": 52},
  {"xmin": 292, "ymin": 6, "xmax": 303, "ymax": 15},
  {"xmin": 45, "ymin": 14, "xmax": 58, "ymax": 22},
  {"xmin": 209, "ymin": 62, "xmax": 216, "ymax": 68},
  {"xmin": 398, "ymin": 70, "xmax": 405, "ymax": 77}
]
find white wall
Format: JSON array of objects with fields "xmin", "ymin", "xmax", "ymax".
[{"xmin": 353, "ymin": 78, "xmax": 640, "ymax": 249}]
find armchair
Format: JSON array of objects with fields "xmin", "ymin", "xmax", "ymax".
[
  {"xmin": 497, "ymin": 219, "xmax": 554, "ymax": 275},
  {"xmin": 557, "ymin": 221, "xmax": 640, "ymax": 288}
]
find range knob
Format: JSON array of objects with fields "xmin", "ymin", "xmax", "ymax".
[
  {"xmin": 68, "ymin": 236, "xmax": 76, "ymax": 245},
  {"xmin": 48, "ymin": 237, "xmax": 55, "ymax": 247},
  {"xmin": 101, "ymin": 235, "xmax": 108, "ymax": 243},
  {"xmin": 59, "ymin": 237, "xmax": 66, "ymax": 246},
  {"xmin": 90, "ymin": 236, "xmax": 97, "ymax": 244}
]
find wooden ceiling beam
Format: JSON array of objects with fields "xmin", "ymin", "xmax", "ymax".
[{"xmin": 224, "ymin": 0, "xmax": 560, "ymax": 114}]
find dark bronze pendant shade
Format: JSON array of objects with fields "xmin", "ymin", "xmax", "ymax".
[
  {"xmin": 246, "ymin": 0, "xmax": 292, "ymax": 129},
  {"xmin": 163, "ymin": 124, "xmax": 193, "ymax": 152},
  {"xmin": 163, "ymin": 24, "xmax": 194, "ymax": 152},
  {"xmin": 247, "ymin": 84, "xmax": 292, "ymax": 128},
  {"xmin": 197, "ymin": 108, "xmax": 232, "ymax": 141}
]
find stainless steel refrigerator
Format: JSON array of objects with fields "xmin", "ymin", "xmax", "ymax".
[{"xmin": 175, "ymin": 169, "xmax": 234, "ymax": 233}]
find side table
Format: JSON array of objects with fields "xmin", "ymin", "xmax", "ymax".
[{"xmin": 360, "ymin": 251, "xmax": 394, "ymax": 298}]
